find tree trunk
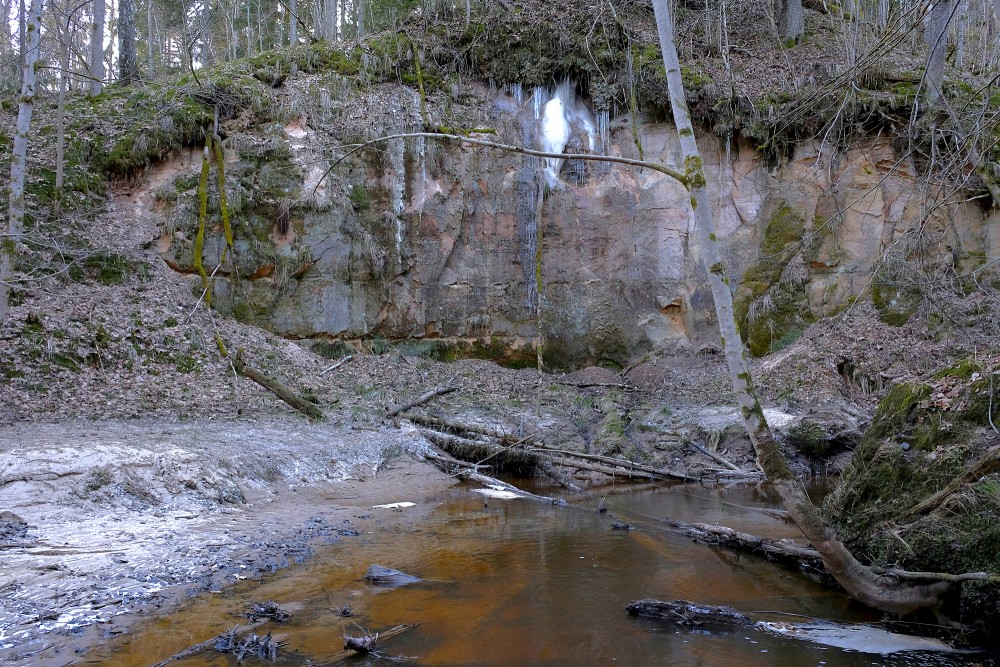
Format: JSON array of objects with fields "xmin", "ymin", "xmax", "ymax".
[
  {"xmin": 55, "ymin": 17, "xmax": 70, "ymax": 215},
  {"xmin": 1, "ymin": 0, "xmax": 44, "ymax": 326},
  {"xmin": 119, "ymin": 0, "xmax": 138, "ymax": 84},
  {"xmin": 146, "ymin": 0, "xmax": 156, "ymax": 75},
  {"xmin": 650, "ymin": 0, "xmax": 952, "ymax": 617},
  {"xmin": 924, "ymin": 0, "xmax": 954, "ymax": 103},
  {"xmin": 90, "ymin": 0, "xmax": 105, "ymax": 94},
  {"xmin": 773, "ymin": 0, "xmax": 804, "ymax": 45},
  {"xmin": 289, "ymin": 0, "xmax": 297, "ymax": 45}
]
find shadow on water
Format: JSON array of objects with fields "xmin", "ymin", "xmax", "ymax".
[{"xmin": 91, "ymin": 482, "xmax": 994, "ymax": 667}]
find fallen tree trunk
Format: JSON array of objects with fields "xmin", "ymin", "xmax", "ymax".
[
  {"xmin": 234, "ymin": 350, "xmax": 324, "ymax": 420},
  {"xmin": 386, "ymin": 385, "xmax": 457, "ymax": 417},
  {"xmin": 662, "ymin": 518, "xmax": 827, "ymax": 574},
  {"xmin": 687, "ymin": 440, "xmax": 742, "ymax": 472}
]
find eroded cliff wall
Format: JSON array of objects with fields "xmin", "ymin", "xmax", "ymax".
[{"xmin": 153, "ymin": 80, "xmax": 999, "ymax": 368}]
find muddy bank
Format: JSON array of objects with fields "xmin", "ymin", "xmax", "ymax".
[{"xmin": 0, "ymin": 418, "xmax": 458, "ymax": 664}]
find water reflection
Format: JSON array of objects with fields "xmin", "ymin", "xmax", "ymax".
[{"xmin": 92, "ymin": 483, "xmax": 993, "ymax": 667}]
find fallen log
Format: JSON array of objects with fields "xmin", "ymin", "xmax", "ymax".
[
  {"xmin": 459, "ymin": 470, "xmax": 566, "ymax": 505},
  {"xmin": 234, "ymin": 350, "xmax": 324, "ymax": 420},
  {"xmin": 387, "ymin": 385, "xmax": 457, "ymax": 417},
  {"xmin": 626, "ymin": 599, "xmax": 752, "ymax": 627},
  {"xmin": 662, "ymin": 518, "xmax": 827, "ymax": 574},
  {"xmin": 408, "ymin": 412, "xmax": 695, "ymax": 482},
  {"xmin": 687, "ymin": 440, "xmax": 742, "ymax": 472}
]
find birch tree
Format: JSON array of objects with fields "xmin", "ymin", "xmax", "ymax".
[
  {"xmin": 1, "ymin": 0, "xmax": 45, "ymax": 326},
  {"xmin": 650, "ymin": 0, "xmax": 957, "ymax": 616}
]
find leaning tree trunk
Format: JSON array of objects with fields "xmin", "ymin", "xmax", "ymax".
[
  {"xmin": 650, "ymin": 0, "xmax": 952, "ymax": 616},
  {"xmin": 1, "ymin": 0, "xmax": 44, "ymax": 326}
]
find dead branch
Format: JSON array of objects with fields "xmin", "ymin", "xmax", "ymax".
[
  {"xmin": 870, "ymin": 566, "xmax": 996, "ymax": 583},
  {"xmin": 553, "ymin": 380, "xmax": 642, "ymax": 390},
  {"xmin": 687, "ymin": 440, "xmax": 742, "ymax": 472},
  {"xmin": 234, "ymin": 350, "xmax": 325, "ymax": 420},
  {"xmin": 387, "ymin": 385, "xmax": 458, "ymax": 417},
  {"xmin": 457, "ymin": 469, "xmax": 565, "ymax": 505},
  {"xmin": 149, "ymin": 620, "xmax": 266, "ymax": 667},
  {"xmin": 900, "ymin": 445, "xmax": 1000, "ymax": 520},
  {"xmin": 314, "ymin": 132, "xmax": 689, "ymax": 197},
  {"xmin": 319, "ymin": 354, "xmax": 354, "ymax": 376},
  {"xmin": 533, "ymin": 447, "xmax": 698, "ymax": 482}
]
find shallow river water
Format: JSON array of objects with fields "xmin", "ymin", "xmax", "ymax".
[{"xmin": 91, "ymin": 482, "xmax": 992, "ymax": 666}]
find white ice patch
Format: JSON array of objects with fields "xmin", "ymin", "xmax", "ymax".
[
  {"xmin": 371, "ymin": 502, "xmax": 416, "ymax": 509},
  {"xmin": 473, "ymin": 487, "xmax": 522, "ymax": 500},
  {"xmin": 524, "ymin": 81, "xmax": 602, "ymax": 187},
  {"xmin": 540, "ymin": 96, "xmax": 571, "ymax": 185}
]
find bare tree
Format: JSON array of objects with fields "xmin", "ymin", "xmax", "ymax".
[
  {"xmin": 650, "ymin": 0, "xmax": 957, "ymax": 616},
  {"xmin": 1, "ymin": 0, "xmax": 45, "ymax": 325}
]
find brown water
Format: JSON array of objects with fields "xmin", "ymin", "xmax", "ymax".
[{"xmin": 89, "ymin": 482, "xmax": 991, "ymax": 667}]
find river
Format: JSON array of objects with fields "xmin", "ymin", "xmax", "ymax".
[{"xmin": 89, "ymin": 481, "xmax": 992, "ymax": 666}]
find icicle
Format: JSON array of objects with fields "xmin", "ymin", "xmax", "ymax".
[
  {"xmin": 512, "ymin": 83, "xmax": 524, "ymax": 107},
  {"xmin": 532, "ymin": 86, "xmax": 547, "ymax": 121},
  {"xmin": 597, "ymin": 109, "xmax": 610, "ymax": 153}
]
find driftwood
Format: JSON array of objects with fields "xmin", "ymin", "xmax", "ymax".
[
  {"xmin": 324, "ymin": 624, "xmax": 416, "ymax": 662},
  {"xmin": 234, "ymin": 350, "xmax": 324, "ymax": 419},
  {"xmin": 662, "ymin": 518, "xmax": 827, "ymax": 573},
  {"xmin": 387, "ymin": 385, "xmax": 457, "ymax": 417},
  {"xmin": 687, "ymin": 440, "xmax": 742, "ymax": 472},
  {"xmin": 149, "ymin": 620, "xmax": 266, "ymax": 667},
  {"xmin": 626, "ymin": 599, "xmax": 752, "ymax": 627}
]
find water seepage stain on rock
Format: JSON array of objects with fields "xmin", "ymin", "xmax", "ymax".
[{"xmin": 363, "ymin": 564, "xmax": 421, "ymax": 587}]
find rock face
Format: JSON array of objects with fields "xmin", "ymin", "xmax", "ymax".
[{"xmin": 154, "ymin": 82, "xmax": 999, "ymax": 369}]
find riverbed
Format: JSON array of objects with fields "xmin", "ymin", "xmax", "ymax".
[{"xmin": 83, "ymin": 481, "xmax": 992, "ymax": 667}]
